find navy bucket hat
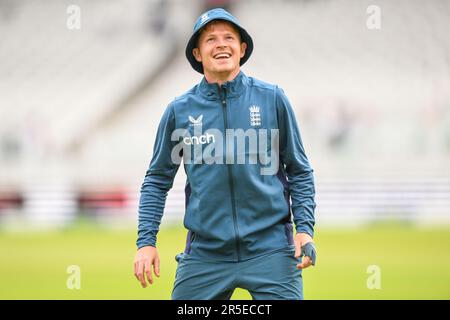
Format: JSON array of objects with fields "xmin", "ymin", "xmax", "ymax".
[{"xmin": 185, "ymin": 8, "xmax": 254, "ymax": 74}]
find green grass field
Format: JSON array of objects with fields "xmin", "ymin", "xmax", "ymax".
[{"xmin": 1, "ymin": 222, "xmax": 449, "ymax": 299}]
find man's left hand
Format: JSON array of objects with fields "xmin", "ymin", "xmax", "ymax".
[{"xmin": 294, "ymin": 233, "xmax": 316, "ymax": 270}]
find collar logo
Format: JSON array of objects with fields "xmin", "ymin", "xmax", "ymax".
[{"xmin": 249, "ymin": 105, "xmax": 261, "ymax": 127}]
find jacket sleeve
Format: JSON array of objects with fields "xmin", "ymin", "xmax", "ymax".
[
  {"xmin": 276, "ymin": 87, "xmax": 316, "ymax": 238},
  {"xmin": 136, "ymin": 103, "xmax": 180, "ymax": 249}
]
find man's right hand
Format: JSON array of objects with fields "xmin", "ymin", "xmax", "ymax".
[{"xmin": 134, "ymin": 246, "xmax": 160, "ymax": 288}]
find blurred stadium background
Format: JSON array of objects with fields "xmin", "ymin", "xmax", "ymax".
[{"xmin": 0, "ymin": 0, "xmax": 449, "ymax": 299}]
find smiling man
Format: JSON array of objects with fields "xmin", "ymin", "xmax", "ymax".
[
  {"xmin": 134, "ymin": 8, "xmax": 317, "ymax": 300},
  {"xmin": 192, "ymin": 19, "xmax": 246, "ymax": 83}
]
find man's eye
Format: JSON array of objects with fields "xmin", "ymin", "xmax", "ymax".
[{"xmin": 207, "ymin": 38, "xmax": 214, "ymax": 43}]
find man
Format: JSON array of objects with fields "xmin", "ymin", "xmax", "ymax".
[{"xmin": 134, "ymin": 8, "xmax": 317, "ymax": 300}]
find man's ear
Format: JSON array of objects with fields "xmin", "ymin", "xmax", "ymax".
[
  {"xmin": 240, "ymin": 42, "xmax": 247, "ymax": 58},
  {"xmin": 193, "ymin": 48, "xmax": 202, "ymax": 62}
]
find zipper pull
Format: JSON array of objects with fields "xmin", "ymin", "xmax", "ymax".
[{"xmin": 221, "ymin": 84, "xmax": 227, "ymax": 104}]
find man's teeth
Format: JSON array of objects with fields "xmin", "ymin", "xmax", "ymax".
[{"xmin": 215, "ymin": 54, "xmax": 231, "ymax": 59}]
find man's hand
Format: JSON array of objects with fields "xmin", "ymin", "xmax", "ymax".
[
  {"xmin": 294, "ymin": 233, "xmax": 316, "ymax": 270},
  {"xmin": 134, "ymin": 246, "xmax": 160, "ymax": 288}
]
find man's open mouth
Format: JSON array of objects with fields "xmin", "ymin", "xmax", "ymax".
[{"xmin": 213, "ymin": 53, "xmax": 231, "ymax": 60}]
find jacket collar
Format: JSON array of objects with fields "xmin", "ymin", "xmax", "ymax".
[{"xmin": 198, "ymin": 71, "xmax": 248, "ymax": 100}]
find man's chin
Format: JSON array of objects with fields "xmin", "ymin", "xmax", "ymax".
[{"xmin": 212, "ymin": 65, "xmax": 236, "ymax": 74}]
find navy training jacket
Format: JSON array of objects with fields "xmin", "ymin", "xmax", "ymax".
[{"xmin": 136, "ymin": 71, "xmax": 316, "ymax": 262}]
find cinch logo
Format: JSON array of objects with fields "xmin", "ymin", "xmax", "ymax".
[
  {"xmin": 183, "ymin": 133, "xmax": 215, "ymax": 145},
  {"xmin": 249, "ymin": 105, "xmax": 261, "ymax": 127},
  {"xmin": 189, "ymin": 115, "xmax": 203, "ymax": 127}
]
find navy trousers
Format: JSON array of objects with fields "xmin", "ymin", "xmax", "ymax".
[{"xmin": 171, "ymin": 246, "xmax": 303, "ymax": 300}]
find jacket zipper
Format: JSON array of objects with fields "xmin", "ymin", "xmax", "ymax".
[{"xmin": 219, "ymin": 84, "xmax": 241, "ymax": 261}]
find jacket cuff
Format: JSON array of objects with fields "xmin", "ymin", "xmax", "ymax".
[
  {"xmin": 136, "ymin": 236, "xmax": 156, "ymax": 249},
  {"xmin": 295, "ymin": 225, "xmax": 314, "ymax": 239}
]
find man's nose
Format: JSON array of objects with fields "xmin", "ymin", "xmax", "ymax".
[{"xmin": 215, "ymin": 38, "xmax": 228, "ymax": 49}]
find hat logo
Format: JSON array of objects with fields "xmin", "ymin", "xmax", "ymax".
[{"xmin": 201, "ymin": 13, "xmax": 209, "ymax": 24}]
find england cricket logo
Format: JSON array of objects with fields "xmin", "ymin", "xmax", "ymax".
[
  {"xmin": 249, "ymin": 105, "xmax": 261, "ymax": 127},
  {"xmin": 201, "ymin": 13, "xmax": 209, "ymax": 24}
]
